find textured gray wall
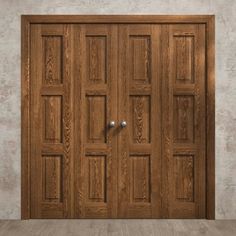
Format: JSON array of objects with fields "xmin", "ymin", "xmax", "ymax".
[{"xmin": 0, "ymin": 0, "xmax": 235, "ymax": 219}]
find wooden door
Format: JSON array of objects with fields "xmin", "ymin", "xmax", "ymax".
[
  {"xmin": 28, "ymin": 20, "xmax": 209, "ymax": 219},
  {"xmin": 161, "ymin": 24, "xmax": 206, "ymax": 218},
  {"xmin": 73, "ymin": 24, "xmax": 118, "ymax": 218},
  {"xmin": 30, "ymin": 24, "xmax": 74, "ymax": 218},
  {"xmin": 118, "ymin": 25, "xmax": 162, "ymax": 218}
]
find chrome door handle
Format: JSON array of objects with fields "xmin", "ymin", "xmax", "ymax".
[
  {"xmin": 120, "ymin": 120, "xmax": 127, "ymax": 128},
  {"xmin": 109, "ymin": 121, "xmax": 116, "ymax": 128}
]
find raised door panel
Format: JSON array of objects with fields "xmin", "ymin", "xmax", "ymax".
[
  {"xmin": 85, "ymin": 95, "xmax": 106, "ymax": 143},
  {"xmin": 129, "ymin": 36, "xmax": 151, "ymax": 84},
  {"xmin": 129, "ymin": 96, "xmax": 151, "ymax": 144},
  {"xmin": 174, "ymin": 154, "xmax": 194, "ymax": 202},
  {"xmin": 174, "ymin": 35, "xmax": 194, "ymax": 84},
  {"xmin": 173, "ymin": 95, "xmax": 194, "ymax": 143},
  {"xmin": 74, "ymin": 24, "xmax": 118, "ymax": 218},
  {"xmin": 86, "ymin": 155, "xmax": 106, "ymax": 202},
  {"xmin": 30, "ymin": 24, "xmax": 74, "ymax": 218},
  {"xmin": 42, "ymin": 36, "xmax": 63, "ymax": 85},
  {"xmin": 42, "ymin": 155, "xmax": 63, "ymax": 202},
  {"xmin": 86, "ymin": 36, "xmax": 107, "ymax": 84},
  {"xmin": 118, "ymin": 25, "xmax": 161, "ymax": 218},
  {"xmin": 130, "ymin": 155, "xmax": 151, "ymax": 203},
  {"xmin": 161, "ymin": 24, "xmax": 206, "ymax": 218},
  {"xmin": 42, "ymin": 96, "xmax": 63, "ymax": 143}
]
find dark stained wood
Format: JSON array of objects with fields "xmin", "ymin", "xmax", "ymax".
[{"xmin": 22, "ymin": 15, "xmax": 215, "ymax": 219}]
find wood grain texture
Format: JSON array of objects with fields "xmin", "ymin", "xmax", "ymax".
[
  {"xmin": 22, "ymin": 15, "xmax": 215, "ymax": 219},
  {"xmin": 118, "ymin": 24, "xmax": 161, "ymax": 218},
  {"xmin": 174, "ymin": 35, "xmax": 194, "ymax": 84},
  {"xmin": 29, "ymin": 24, "xmax": 74, "ymax": 218},
  {"xmin": 130, "ymin": 155, "xmax": 150, "ymax": 203},
  {"xmin": 174, "ymin": 155, "xmax": 194, "ymax": 202},
  {"xmin": 87, "ymin": 155, "xmax": 106, "ymax": 202},
  {"xmin": 22, "ymin": 15, "xmax": 214, "ymax": 23},
  {"xmin": 86, "ymin": 95, "xmax": 106, "ymax": 143},
  {"xmin": 130, "ymin": 96, "xmax": 150, "ymax": 144},
  {"xmin": 42, "ymin": 36, "xmax": 62, "ymax": 85},
  {"xmin": 173, "ymin": 95, "xmax": 194, "ymax": 143},
  {"xmin": 21, "ymin": 15, "xmax": 30, "ymax": 219},
  {"xmin": 42, "ymin": 96, "xmax": 62, "ymax": 143},
  {"xmin": 129, "ymin": 36, "xmax": 151, "ymax": 84},
  {"xmin": 42, "ymin": 155, "xmax": 62, "ymax": 202},
  {"xmin": 162, "ymin": 24, "xmax": 206, "ymax": 218},
  {"xmin": 74, "ymin": 24, "xmax": 118, "ymax": 218},
  {"xmin": 206, "ymin": 16, "xmax": 215, "ymax": 220},
  {"xmin": 86, "ymin": 36, "xmax": 107, "ymax": 84},
  {"xmin": 160, "ymin": 24, "xmax": 171, "ymax": 219},
  {"xmin": 30, "ymin": 24, "xmax": 43, "ymax": 218}
]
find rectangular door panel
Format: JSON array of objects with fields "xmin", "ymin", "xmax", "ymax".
[
  {"xmin": 42, "ymin": 36, "xmax": 63, "ymax": 85},
  {"xmin": 129, "ymin": 35, "xmax": 151, "ymax": 84},
  {"xmin": 118, "ymin": 25, "xmax": 162, "ymax": 218},
  {"xmin": 74, "ymin": 24, "xmax": 118, "ymax": 218},
  {"xmin": 174, "ymin": 154, "xmax": 194, "ymax": 202},
  {"xmin": 86, "ymin": 155, "xmax": 106, "ymax": 202},
  {"xmin": 161, "ymin": 24, "xmax": 206, "ymax": 218},
  {"xmin": 85, "ymin": 95, "xmax": 107, "ymax": 143},
  {"xmin": 130, "ymin": 155, "xmax": 151, "ymax": 203},
  {"xmin": 129, "ymin": 95, "xmax": 151, "ymax": 144},
  {"xmin": 42, "ymin": 155, "xmax": 63, "ymax": 202},
  {"xmin": 86, "ymin": 36, "xmax": 107, "ymax": 84},
  {"xmin": 42, "ymin": 96, "xmax": 63, "ymax": 143},
  {"xmin": 173, "ymin": 95, "xmax": 194, "ymax": 143},
  {"xmin": 174, "ymin": 35, "xmax": 194, "ymax": 84}
]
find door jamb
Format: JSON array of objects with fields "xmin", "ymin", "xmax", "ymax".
[{"xmin": 21, "ymin": 15, "xmax": 215, "ymax": 219}]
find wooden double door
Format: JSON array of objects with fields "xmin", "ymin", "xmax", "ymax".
[{"xmin": 30, "ymin": 23, "xmax": 206, "ymax": 218}]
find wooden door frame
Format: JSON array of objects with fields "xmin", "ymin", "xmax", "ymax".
[{"xmin": 21, "ymin": 15, "xmax": 215, "ymax": 219}]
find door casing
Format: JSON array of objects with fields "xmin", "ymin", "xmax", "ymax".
[{"xmin": 21, "ymin": 15, "xmax": 215, "ymax": 219}]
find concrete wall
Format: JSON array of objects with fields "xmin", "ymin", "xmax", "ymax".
[{"xmin": 0, "ymin": 0, "xmax": 236, "ymax": 219}]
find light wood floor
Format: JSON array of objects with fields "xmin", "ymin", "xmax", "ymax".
[{"xmin": 0, "ymin": 220, "xmax": 236, "ymax": 236}]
